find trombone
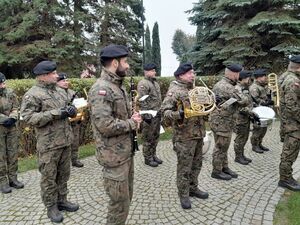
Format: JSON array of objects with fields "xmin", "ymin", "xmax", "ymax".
[{"xmin": 267, "ymin": 73, "xmax": 280, "ymax": 107}]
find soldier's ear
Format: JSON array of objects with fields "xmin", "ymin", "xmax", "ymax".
[{"xmin": 112, "ymin": 59, "xmax": 119, "ymax": 69}]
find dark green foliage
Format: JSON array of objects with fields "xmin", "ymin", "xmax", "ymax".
[
  {"xmin": 144, "ymin": 25, "xmax": 152, "ymax": 64},
  {"xmin": 172, "ymin": 29, "xmax": 196, "ymax": 63},
  {"xmin": 152, "ymin": 22, "xmax": 161, "ymax": 76},
  {"xmin": 189, "ymin": 0, "xmax": 300, "ymax": 75}
]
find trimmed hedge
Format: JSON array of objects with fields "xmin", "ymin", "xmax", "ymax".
[{"xmin": 6, "ymin": 75, "xmax": 221, "ymax": 157}]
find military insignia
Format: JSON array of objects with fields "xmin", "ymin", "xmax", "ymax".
[{"xmin": 98, "ymin": 90, "xmax": 106, "ymax": 96}]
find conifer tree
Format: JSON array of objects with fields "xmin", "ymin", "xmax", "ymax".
[
  {"xmin": 144, "ymin": 25, "xmax": 152, "ymax": 64},
  {"xmin": 152, "ymin": 22, "xmax": 161, "ymax": 76}
]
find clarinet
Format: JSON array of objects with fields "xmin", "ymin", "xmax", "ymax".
[{"xmin": 130, "ymin": 74, "xmax": 139, "ymax": 155}]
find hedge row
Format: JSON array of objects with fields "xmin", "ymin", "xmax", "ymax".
[{"xmin": 6, "ymin": 75, "xmax": 221, "ymax": 157}]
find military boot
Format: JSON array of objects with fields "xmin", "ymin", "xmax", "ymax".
[
  {"xmin": 153, "ymin": 155, "xmax": 163, "ymax": 164},
  {"xmin": 211, "ymin": 171, "xmax": 232, "ymax": 180},
  {"xmin": 259, "ymin": 144, "xmax": 270, "ymax": 151},
  {"xmin": 243, "ymin": 155, "xmax": 252, "ymax": 163},
  {"xmin": 278, "ymin": 179, "xmax": 300, "ymax": 191},
  {"xmin": 9, "ymin": 178, "xmax": 24, "ymax": 189},
  {"xmin": 252, "ymin": 146, "xmax": 264, "ymax": 154},
  {"xmin": 72, "ymin": 160, "xmax": 84, "ymax": 168},
  {"xmin": 57, "ymin": 200, "xmax": 79, "ymax": 212},
  {"xmin": 222, "ymin": 167, "xmax": 238, "ymax": 178},
  {"xmin": 190, "ymin": 188, "xmax": 209, "ymax": 199},
  {"xmin": 47, "ymin": 204, "xmax": 64, "ymax": 223},
  {"xmin": 0, "ymin": 183, "xmax": 12, "ymax": 194},
  {"xmin": 180, "ymin": 197, "xmax": 191, "ymax": 209},
  {"xmin": 145, "ymin": 158, "xmax": 158, "ymax": 167},
  {"xmin": 235, "ymin": 156, "xmax": 249, "ymax": 165}
]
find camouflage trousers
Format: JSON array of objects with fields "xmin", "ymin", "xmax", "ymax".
[
  {"xmin": 38, "ymin": 146, "xmax": 71, "ymax": 207},
  {"xmin": 0, "ymin": 125, "xmax": 19, "ymax": 185},
  {"xmin": 103, "ymin": 159, "xmax": 134, "ymax": 225},
  {"xmin": 251, "ymin": 125, "xmax": 267, "ymax": 146},
  {"xmin": 71, "ymin": 122, "xmax": 81, "ymax": 162},
  {"xmin": 212, "ymin": 132, "xmax": 232, "ymax": 172},
  {"xmin": 141, "ymin": 116, "xmax": 161, "ymax": 160},
  {"xmin": 173, "ymin": 139, "xmax": 203, "ymax": 198},
  {"xmin": 279, "ymin": 134, "xmax": 300, "ymax": 181},
  {"xmin": 234, "ymin": 122, "xmax": 250, "ymax": 156}
]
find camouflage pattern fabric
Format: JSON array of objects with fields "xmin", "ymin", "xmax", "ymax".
[
  {"xmin": 137, "ymin": 77, "xmax": 162, "ymax": 160},
  {"xmin": 161, "ymin": 80, "xmax": 205, "ymax": 197},
  {"xmin": 0, "ymin": 88, "xmax": 19, "ymax": 185},
  {"xmin": 89, "ymin": 68, "xmax": 138, "ymax": 225},
  {"xmin": 279, "ymin": 71, "xmax": 300, "ymax": 181}
]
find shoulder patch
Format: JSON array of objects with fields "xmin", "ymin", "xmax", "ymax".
[{"xmin": 98, "ymin": 90, "xmax": 107, "ymax": 96}]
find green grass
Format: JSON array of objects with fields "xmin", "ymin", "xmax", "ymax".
[{"xmin": 274, "ymin": 190, "xmax": 300, "ymax": 225}]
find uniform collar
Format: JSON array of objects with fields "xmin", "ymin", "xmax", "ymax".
[
  {"xmin": 0, "ymin": 88, "xmax": 6, "ymax": 96},
  {"xmin": 174, "ymin": 79, "xmax": 193, "ymax": 89},
  {"xmin": 36, "ymin": 80, "xmax": 57, "ymax": 89},
  {"xmin": 254, "ymin": 80, "xmax": 266, "ymax": 87},
  {"xmin": 101, "ymin": 68, "xmax": 124, "ymax": 86},
  {"xmin": 145, "ymin": 76, "xmax": 156, "ymax": 82},
  {"xmin": 223, "ymin": 77, "xmax": 236, "ymax": 85}
]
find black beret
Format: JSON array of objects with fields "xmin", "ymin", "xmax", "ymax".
[
  {"xmin": 100, "ymin": 44, "xmax": 129, "ymax": 59},
  {"xmin": 239, "ymin": 70, "xmax": 252, "ymax": 80},
  {"xmin": 57, "ymin": 72, "xmax": 67, "ymax": 82},
  {"xmin": 253, "ymin": 69, "xmax": 267, "ymax": 78},
  {"xmin": 289, "ymin": 55, "xmax": 300, "ymax": 63},
  {"xmin": 33, "ymin": 61, "xmax": 57, "ymax": 76},
  {"xmin": 226, "ymin": 63, "xmax": 243, "ymax": 72},
  {"xmin": 143, "ymin": 63, "xmax": 157, "ymax": 71},
  {"xmin": 0, "ymin": 72, "xmax": 6, "ymax": 83},
  {"xmin": 174, "ymin": 63, "xmax": 193, "ymax": 77}
]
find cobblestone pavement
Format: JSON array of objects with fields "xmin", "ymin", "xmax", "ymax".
[{"xmin": 1, "ymin": 121, "xmax": 300, "ymax": 225}]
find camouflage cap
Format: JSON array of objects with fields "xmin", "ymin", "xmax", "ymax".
[
  {"xmin": 174, "ymin": 63, "xmax": 193, "ymax": 77},
  {"xmin": 100, "ymin": 44, "xmax": 129, "ymax": 59},
  {"xmin": 253, "ymin": 69, "xmax": 267, "ymax": 78},
  {"xmin": 143, "ymin": 63, "xmax": 157, "ymax": 71},
  {"xmin": 226, "ymin": 63, "xmax": 243, "ymax": 73},
  {"xmin": 239, "ymin": 70, "xmax": 252, "ymax": 80},
  {"xmin": 0, "ymin": 72, "xmax": 5, "ymax": 83},
  {"xmin": 33, "ymin": 61, "xmax": 57, "ymax": 76},
  {"xmin": 57, "ymin": 72, "xmax": 67, "ymax": 82},
  {"xmin": 289, "ymin": 55, "xmax": 300, "ymax": 63}
]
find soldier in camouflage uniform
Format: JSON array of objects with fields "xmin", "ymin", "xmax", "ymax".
[
  {"xmin": 210, "ymin": 64, "xmax": 248, "ymax": 180},
  {"xmin": 137, "ymin": 63, "xmax": 163, "ymax": 167},
  {"xmin": 89, "ymin": 45, "xmax": 142, "ymax": 225},
  {"xmin": 161, "ymin": 63, "xmax": 208, "ymax": 210},
  {"xmin": 278, "ymin": 55, "xmax": 300, "ymax": 191},
  {"xmin": 0, "ymin": 73, "xmax": 24, "ymax": 194},
  {"xmin": 249, "ymin": 69, "xmax": 274, "ymax": 153},
  {"xmin": 20, "ymin": 61, "xmax": 79, "ymax": 223},
  {"xmin": 234, "ymin": 70, "xmax": 260, "ymax": 165},
  {"xmin": 57, "ymin": 73, "xmax": 84, "ymax": 168}
]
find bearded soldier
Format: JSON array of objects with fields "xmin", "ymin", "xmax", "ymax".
[
  {"xmin": 161, "ymin": 63, "xmax": 208, "ymax": 210},
  {"xmin": 249, "ymin": 69, "xmax": 274, "ymax": 154},
  {"xmin": 89, "ymin": 44, "xmax": 142, "ymax": 225},
  {"xmin": 137, "ymin": 63, "xmax": 163, "ymax": 167},
  {"xmin": 210, "ymin": 64, "xmax": 248, "ymax": 180},
  {"xmin": 0, "ymin": 72, "xmax": 24, "ymax": 194},
  {"xmin": 20, "ymin": 61, "xmax": 79, "ymax": 223},
  {"xmin": 278, "ymin": 55, "xmax": 300, "ymax": 191}
]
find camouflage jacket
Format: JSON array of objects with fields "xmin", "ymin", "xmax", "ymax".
[
  {"xmin": 88, "ymin": 68, "xmax": 137, "ymax": 168},
  {"xmin": 209, "ymin": 77, "xmax": 248, "ymax": 136},
  {"xmin": 235, "ymin": 82, "xmax": 254, "ymax": 125},
  {"xmin": 249, "ymin": 80, "xmax": 270, "ymax": 107},
  {"xmin": 20, "ymin": 81, "xmax": 73, "ymax": 152},
  {"xmin": 161, "ymin": 80, "xmax": 205, "ymax": 142},
  {"xmin": 0, "ymin": 88, "xmax": 19, "ymax": 124},
  {"xmin": 279, "ymin": 71, "xmax": 300, "ymax": 139},
  {"xmin": 137, "ymin": 76, "xmax": 162, "ymax": 111}
]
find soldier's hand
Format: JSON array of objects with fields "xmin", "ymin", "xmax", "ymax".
[
  {"xmin": 142, "ymin": 114, "xmax": 152, "ymax": 124},
  {"xmin": 2, "ymin": 118, "xmax": 16, "ymax": 127},
  {"xmin": 66, "ymin": 105, "xmax": 77, "ymax": 118},
  {"xmin": 268, "ymin": 99, "xmax": 274, "ymax": 106},
  {"xmin": 131, "ymin": 112, "xmax": 142, "ymax": 124},
  {"xmin": 60, "ymin": 108, "xmax": 69, "ymax": 119},
  {"xmin": 215, "ymin": 94, "xmax": 222, "ymax": 105}
]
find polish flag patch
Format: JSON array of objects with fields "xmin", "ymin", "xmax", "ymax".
[{"xmin": 98, "ymin": 90, "xmax": 107, "ymax": 96}]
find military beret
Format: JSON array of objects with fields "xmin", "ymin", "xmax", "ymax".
[
  {"xmin": 174, "ymin": 63, "xmax": 193, "ymax": 77},
  {"xmin": 253, "ymin": 69, "xmax": 267, "ymax": 78},
  {"xmin": 226, "ymin": 63, "xmax": 243, "ymax": 72},
  {"xmin": 289, "ymin": 55, "xmax": 300, "ymax": 63},
  {"xmin": 100, "ymin": 44, "xmax": 129, "ymax": 59},
  {"xmin": 0, "ymin": 72, "xmax": 6, "ymax": 83},
  {"xmin": 143, "ymin": 63, "xmax": 157, "ymax": 71},
  {"xmin": 239, "ymin": 70, "xmax": 252, "ymax": 80},
  {"xmin": 57, "ymin": 72, "xmax": 67, "ymax": 82},
  {"xmin": 33, "ymin": 61, "xmax": 57, "ymax": 76}
]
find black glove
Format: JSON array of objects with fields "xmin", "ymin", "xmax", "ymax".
[
  {"xmin": 179, "ymin": 109, "xmax": 184, "ymax": 119},
  {"xmin": 60, "ymin": 108, "xmax": 69, "ymax": 119},
  {"xmin": 2, "ymin": 118, "xmax": 17, "ymax": 127},
  {"xmin": 268, "ymin": 99, "xmax": 274, "ymax": 106},
  {"xmin": 66, "ymin": 105, "xmax": 77, "ymax": 118},
  {"xmin": 215, "ymin": 94, "xmax": 222, "ymax": 105},
  {"xmin": 142, "ymin": 114, "xmax": 153, "ymax": 124},
  {"xmin": 251, "ymin": 114, "xmax": 261, "ymax": 126}
]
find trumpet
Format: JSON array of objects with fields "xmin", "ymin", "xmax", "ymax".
[
  {"xmin": 69, "ymin": 88, "xmax": 89, "ymax": 122},
  {"xmin": 267, "ymin": 73, "xmax": 280, "ymax": 107}
]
